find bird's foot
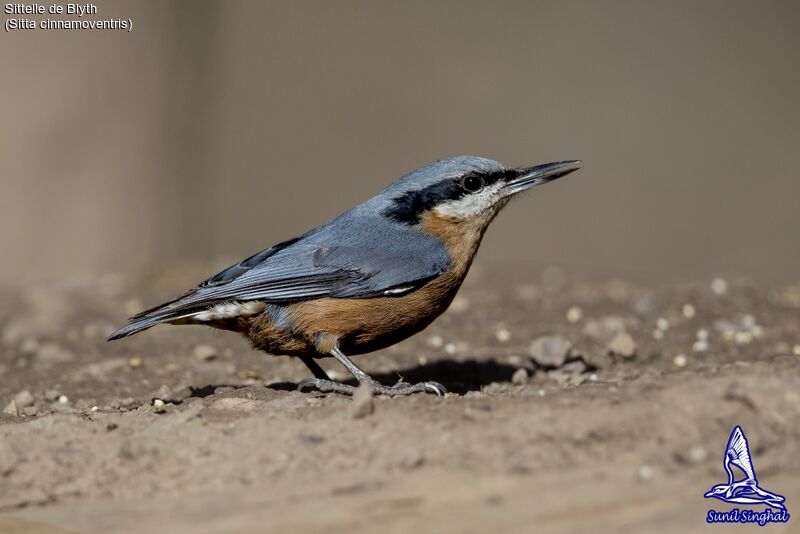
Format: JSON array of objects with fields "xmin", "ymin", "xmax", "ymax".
[
  {"xmin": 297, "ymin": 378, "xmax": 357, "ymax": 396},
  {"xmin": 297, "ymin": 377, "xmax": 446, "ymax": 397},
  {"xmin": 377, "ymin": 379, "xmax": 447, "ymax": 397}
]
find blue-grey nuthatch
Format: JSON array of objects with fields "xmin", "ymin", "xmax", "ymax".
[{"xmin": 110, "ymin": 156, "xmax": 581, "ymax": 396}]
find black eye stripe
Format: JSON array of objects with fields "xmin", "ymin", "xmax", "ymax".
[{"xmin": 384, "ymin": 168, "xmax": 509, "ymax": 224}]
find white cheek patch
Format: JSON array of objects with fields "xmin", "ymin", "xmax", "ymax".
[
  {"xmin": 433, "ymin": 182, "xmax": 503, "ymax": 218},
  {"xmin": 193, "ymin": 301, "xmax": 266, "ymax": 321}
]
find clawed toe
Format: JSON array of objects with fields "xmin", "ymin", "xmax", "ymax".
[
  {"xmin": 297, "ymin": 378, "xmax": 357, "ymax": 395},
  {"xmin": 375, "ymin": 379, "xmax": 447, "ymax": 397},
  {"xmin": 298, "ymin": 377, "xmax": 446, "ymax": 397},
  {"xmin": 423, "ymin": 381, "xmax": 447, "ymax": 396},
  {"xmin": 299, "ymin": 346, "xmax": 447, "ymax": 398}
]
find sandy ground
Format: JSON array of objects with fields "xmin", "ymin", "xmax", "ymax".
[{"xmin": 1, "ymin": 264, "xmax": 799, "ymax": 533}]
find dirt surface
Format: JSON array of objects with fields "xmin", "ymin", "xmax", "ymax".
[{"xmin": 1, "ymin": 264, "xmax": 799, "ymax": 533}]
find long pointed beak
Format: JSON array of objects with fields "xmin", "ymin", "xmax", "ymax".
[{"xmin": 502, "ymin": 160, "xmax": 582, "ymax": 196}]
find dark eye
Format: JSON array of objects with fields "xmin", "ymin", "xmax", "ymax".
[{"xmin": 462, "ymin": 175, "xmax": 483, "ymax": 192}]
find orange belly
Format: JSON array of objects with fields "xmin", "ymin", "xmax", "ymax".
[{"xmin": 245, "ymin": 269, "xmax": 462, "ymax": 357}]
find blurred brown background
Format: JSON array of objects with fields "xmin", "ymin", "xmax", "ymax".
[{"xmin": 2, "ymin": 0, "xmax": 798, "ymax": 286}]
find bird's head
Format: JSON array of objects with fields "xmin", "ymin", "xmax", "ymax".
[{"xmin": 380, "ymin": 156, "xmax": 581, "ymax": 231}]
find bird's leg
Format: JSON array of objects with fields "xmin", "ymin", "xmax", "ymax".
[
  {"xmin": 298, "ymin": 345, "xmax": 446, "ymax": 397},
  {"xmin": 299, "ymin": 356, "xmax": 331, "ymax": 380}
]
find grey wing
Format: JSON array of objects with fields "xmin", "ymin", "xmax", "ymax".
[
  {"xmin": 185, "ymin": 242, "xmax": 448, "ymax": 304},
  {"xmin": 108, "ymin": 230, "xmax": 450, "ymax": 339}
]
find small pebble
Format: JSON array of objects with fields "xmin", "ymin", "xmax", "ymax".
[
  {"xmin": 696, "ymin": 328, "xmax": 709, "ymax": 341},
  {"xmin": 528, "ymin": 336, "xmax": 572, "ymax": 367},
  {"xmin": 652, "ymin": 329, "xmax": 664, "ymax": 341},
  {"xmin": 128, "ymin": 357, "xmax": 142, "ymax": 368},
  {"xmin": 3, "ymin": 400, "xmax": 17, "ymax": 416},
  {"xmin": 57, "ymin": 395, "xmax": 69, "ymax": 404},
  {"xmin": 741, "ymin": 314, "xmax": 756, "ymax": 328},
  {"xmin": 688, "ymin": 446, "xmax": 708, "ymax": 463},
  {"xmin": 511, "ymin": 367, "xmax": 528, "ymax": 385},
  {"xmin": 656, "ymin": 317, "xmax": 670, "ymax": 331},
  {"xmin": 19, "ymin": 338, "xmax": 39, "ymax": 354},
  {"xmin": 566, "ymin": 306, "xmax": 583, "ymax": 324},
  {"xmin": 673, "ymin": 354, "xmax": 688, "ymax": 368},
  {"xmin": 682, "ymin": 304, "xmax": 696, "ymax": 319},
  {"xmin": 711, "ymin": 278, "xmax": 728, "ymax": 296},
  {"xmin": 495, "ymin": 327, "xmax": 511, "ymax": 343},
  {"xmin": 91, "ymin": 406, "xmax": 99, "ymax": 412},
  {"xmin": 14, "ymin": 390, "xmax": 34, "ymax": 409},
  {"xmin": 427, "ymin": 335, "xmax": 443, "ymax": 348},
  {"xmin": 692, "ymin": 339, "xmax": 709, "ymax": 352},
  {"xmin": 607, "ymin": 331, "xmax": 636, "ymax": 358},
  {"xmin": 417, "ymin": 355, "xmax": 428, "ymax": 366},
  {"xmin": 734, "ymin": 331, "xmax": 753, "ymax": 345},
  {"xmin": 751, "ymin": 325, "xmax": 764, "ymax": 338},
  {"xmin": 152, "ymin": 399, "xmax": 167, "ymax": 413},
  {"xmin": 638, "ymin": 465, "xmax": 653, "ymax": 481},
  {"xmin": 793, "ymin": 344, "xmax": 800, "ymax": 356},
  {"xmin": 444, "ymin": 343, "xmax": 457, "ymax": 355}
]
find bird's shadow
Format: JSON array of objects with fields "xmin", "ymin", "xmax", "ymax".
[{"xmin": 266, "ymin": 358, "xmax": 520, "ymax": 395}]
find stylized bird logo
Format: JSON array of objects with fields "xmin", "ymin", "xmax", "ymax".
[{"xmin": 704, "ymin": 425, "xmax": 786, "ymax": 510}]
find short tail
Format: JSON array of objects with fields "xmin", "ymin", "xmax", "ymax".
[
  {"xmin": 107, "ymin": 288, "xmax": 267, "ymax": 341},
  {"xmin": 107, "ymin": 315, "xmax": 170, "ymax": 340},
  {"xmin": 107, "ymin": 293, "xmax": 197, "ymax": 341}
]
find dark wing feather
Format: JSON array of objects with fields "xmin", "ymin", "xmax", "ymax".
[
  {"xmin": 121, "ymin": 236, "xmax": 305, "ymax": 322},
  {"xmin": 108, "ymin": 235, "xmax": 450, "ymax": 339},
  {"xmin": 199, "ymin": 236, "xmax": 304, "ymax": 288}
]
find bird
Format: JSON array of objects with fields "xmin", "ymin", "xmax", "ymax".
[
  {"xmin": 704, "ymin": 425, "xmax": 786, "ymax": 510},
  {"xmin": 109, "ymin": 156, "xmax": 581, "ymax": 396}
]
